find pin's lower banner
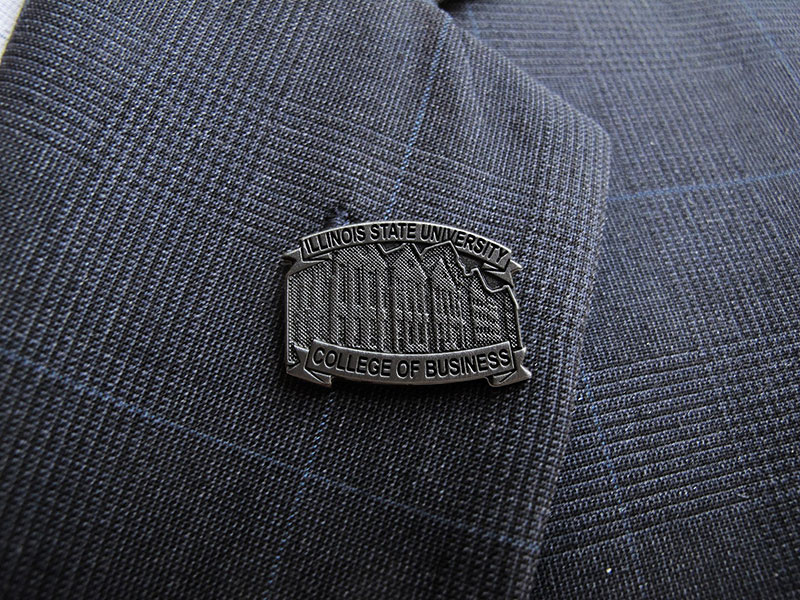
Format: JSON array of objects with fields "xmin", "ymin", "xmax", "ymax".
[{"xmin": 300, "ymin": 339, "xmax": 522, "ymax": 385}]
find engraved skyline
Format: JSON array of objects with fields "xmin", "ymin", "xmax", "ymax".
[{"xmin": 287, "ymin": 241, "xmax": 521, "ymax": 362}]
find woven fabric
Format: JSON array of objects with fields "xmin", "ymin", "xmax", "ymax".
[
  {"xmin": 446, "ymin": 0, "xmax": 800, "ymax": 597},
  {"xmin": 0, "ymin": 1, "xmax": 609, "ymax": 598}
]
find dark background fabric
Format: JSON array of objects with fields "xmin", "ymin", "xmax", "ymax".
[
  {"xmin": 0, "ymin": 0, "xmax": 609, "ymax": 598},
  {"xmin": 444, "ymin": 0, "xmax": 800, "ymax": 597},
  {"xmin": 2, "ymin": 0, "xmax": 799, "ymax": 597}
]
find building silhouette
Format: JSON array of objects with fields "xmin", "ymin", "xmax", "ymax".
[
  {"xmin": 287, "ymin": 242, "xmax": 520, "ymax": 360},
  {"xmin": 330, "ymin": 244, "xmax": 388, "ymax": 351}
]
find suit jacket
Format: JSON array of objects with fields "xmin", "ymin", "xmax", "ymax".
[{"xmin": 0, "ymin": 0, "xmax": 797, "ymax": 598}]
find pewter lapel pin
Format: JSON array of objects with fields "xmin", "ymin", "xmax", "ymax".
[{"xmin": 283, "ymin": 221, "xmax": 531, "ymax": 387}]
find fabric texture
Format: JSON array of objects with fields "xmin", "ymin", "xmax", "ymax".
[
  {"xmin": 0, "ymin": 0, "xmax": 609, "ymax": 598},
  {"xmin": 445, "ymin": 1, "xmax": 800, "ymax": 597},
  {"xmin": 2, "ymin": 0, "xmax": 799, "ymax": 597}
]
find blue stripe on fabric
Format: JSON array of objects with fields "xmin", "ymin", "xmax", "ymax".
[
  {"xmin": 737, "ymin": 0, "xmax": 800, "ymax": 93},
  {"xmin": 583, "ymin": 371, "xmax": 648, "ymax": 595},
  {"xmin": 465, "ymin": 5, "xmax": 481, "ymax": 40},
  {"xmin": 383, "ymin": 18, "xmax": 450, "ymax": 219},
  {"xmin": 608, "ymin": 166, "xmax": 800, "ymax": 203},
  {"xmin": 0, "ymin": 345, "xmax": 539, "ymax": 556},
  {"xmin": 264, "ymin": 396, "xmax": 333, "ymax": 594}
]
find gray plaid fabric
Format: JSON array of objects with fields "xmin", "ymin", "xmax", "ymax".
[
  {"xmin": 0, "ymin": 1, "xmax": 607, "ymax": 597},
  {"xmin": 445, "ymin": 1, "xmax": 800, "ymax": 597},
  {"xmin": 1, "ymin": 0, "xmax": 798, "ymax": 598}
]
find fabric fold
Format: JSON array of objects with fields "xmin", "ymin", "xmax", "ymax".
[{"xmin": 0, "ymin": 0, "xmax": 608, "ymax": 597}]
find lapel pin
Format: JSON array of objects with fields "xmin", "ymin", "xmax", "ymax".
[{"xmin": 283, "ymin": 221, "xmax": 531, "ymax": 387}]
